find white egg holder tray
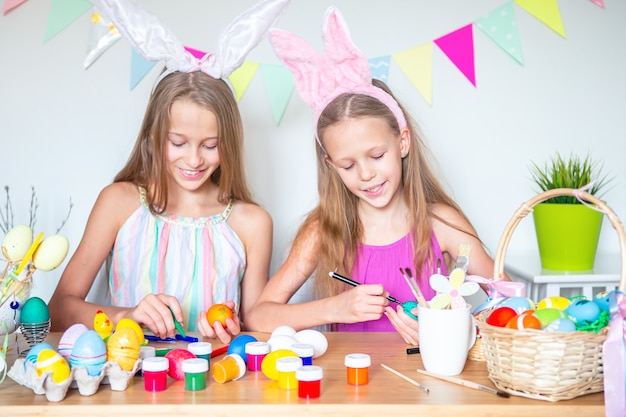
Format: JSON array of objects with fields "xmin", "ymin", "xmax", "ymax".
[{"xmin": 8, "ymin": 358, "xmax": 142, "ymax": 402}]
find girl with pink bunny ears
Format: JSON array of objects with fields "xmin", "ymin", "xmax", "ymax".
[
  {"xmin": 49, "ymin": 0, "xmax": 290, "ymax": 344},
  {"xmin": 247, "ymin": 6, "xmax": 506, "ymax": 345}
]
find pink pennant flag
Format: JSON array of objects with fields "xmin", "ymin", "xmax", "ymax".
[
  {"xmin": 434, "ymin": 24, "xmax": 476, "ymax": 87},
  {"xmin": 589, "ymin": 0, "xmax": 605, "ymax": 8},
  {"xmin": 2, "ymin": 0, "xmax": 27, "ymax": 15},
  {"xmin": 184, "ymin": 46, "xmax": 208, "ymax": 60}
]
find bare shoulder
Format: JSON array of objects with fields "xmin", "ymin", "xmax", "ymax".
[
  {"xmin": 430, "ymin": 203, "xmax": 468, "ymax": 227},
  {"xmin": 430, "ymin": 203, "xmax": 479, "ymax": 253},
  {"xmin": 93, "ymin": 182, "xmax": 141, "ymax": 225},
  {"xmin": 228, "ymin": 201, "xmax": 272, "ymax": 240}
]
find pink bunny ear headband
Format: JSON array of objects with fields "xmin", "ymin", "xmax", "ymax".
[
  {"xmin": 269, "ymin": 6, "xmax": 407, "ymax": 150},
  {"xmin": 95, "ymin": 0, "xmax": 290, "ymax": 92}
]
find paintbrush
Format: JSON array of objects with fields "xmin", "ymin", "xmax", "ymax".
[
  {"xmin": 416, "ymin": 369, "xmax": 510, "ymax": 398},
  {"xmin": 167, "ymin": 306, "xmax": 186, "ymax": 338},
  {"xmin": 455, "ymin": 243, "xmax": 472, "ymax": 272},
  {"xmin": 381, "ymin": 363, "xmax": 429, "ymax": 393},
  {"xmin": 403, "ymin": 268, "xmax": 428, "ymax": 308},
  {"xmin": 328, "ymin": 271, "xmax": 402, "ymax": 304}
]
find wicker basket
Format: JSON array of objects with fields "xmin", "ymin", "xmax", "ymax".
[{"xmin": 476, "ymin": 188, "xmax": 626, "ymax": 401}]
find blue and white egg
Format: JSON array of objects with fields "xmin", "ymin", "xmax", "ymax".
[
  {"xmin": 499, "ymin": 296, "xmax": 535, "ymax": 314},
  {"xmin": 69, "ymin": 330, "xmax": 107, "ymax": 376},
  {"xmin": 544, "ymin": 317, "xmax": 577, "ymax": 332},
  {"xmin": 565, "ymin": 299, "xmax": 601, "ymax": 324},
  {"xmin": 58, "ymin": 323, "xmax": 89, "ymax": 361},
  {"xmin": 593, "ymin": 292, "xmax": 610, "ymax": 313}
]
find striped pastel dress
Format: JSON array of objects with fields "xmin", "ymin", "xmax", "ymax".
[
  {"xmin": 337, "ymin": 232, "xmax": 446, "ymax": 332},
  {"xmin": 108, "ymin": 187, "xmax": 245, "ymax": 332}
]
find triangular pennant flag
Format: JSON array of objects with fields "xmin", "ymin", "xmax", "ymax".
[
  {"xmin": 434, "ymin": 24, "xmax": 476, "ymax": 87},
  {"xmin": 368, "ymin": 56, "xmax": 391, "ymax": 82},
  {"xmin": 130, "ymin": 49, "xmax": 158, "ymax": 90},
  {"xmin": 514, "ymin": 0, "xmax": 566, "ymax": 38},
  {"xmin": 474, "ymin": 3, "xmax": 524, "ymax": 65},
  {"xmin": 392, "ymin": 42, "xmax": 434, "ymax": 106},
  {"xmin": 228, "ymin": 61, "xmax": 259, "ymax": 103},
  {"xmin": 260, "ymin": 64, "xmax": 294, "ymax": 126},
  {"xmin": 84, "ymin": 9, "xmax": 121, "ymax": 69},
  {"xmin": 589, "ymin": 0, "xmax": 604, "ymax": 8},
  {"xmin": 2, "ymin": 0, "xmax": 27, "ymax": 15},
  {"xmin": 184, "ymin": 46, "xmax": 207, "ymax": 60},
  {"xmin": 43, "ymin": 0, "xmax": 92, "ymax": 43}
]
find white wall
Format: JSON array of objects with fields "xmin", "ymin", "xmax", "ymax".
[{"xmin": 1, "ymin": 0, "xmax": 624, "ymax": 304}]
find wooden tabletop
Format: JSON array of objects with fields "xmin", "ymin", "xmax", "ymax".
[{"xmin": 0, "ymin": 331, "xmax": 605, "ymax": 416}]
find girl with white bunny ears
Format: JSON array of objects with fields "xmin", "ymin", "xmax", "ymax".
[{"xmin": 49, "ymin": 0, "xmax": 289, "ymax": 344}]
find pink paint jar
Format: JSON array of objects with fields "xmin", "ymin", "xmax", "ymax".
[
  {"xmin": 296, "ymin": 365, "xmax": 323, "ymax": 399},
  {"xmin": 245, "ymin": 341, "xmax": 270, "ymax": 372},
  {"xmin": 142, "ymin": 357, "xmax": 169, "ymax": 392}
]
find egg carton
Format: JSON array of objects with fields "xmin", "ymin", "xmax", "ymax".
[{"xmin": 8, "ymin": 358, "xmax": 141, "ymax": 402}]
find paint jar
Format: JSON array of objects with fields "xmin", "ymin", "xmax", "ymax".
[
  {"xmin": 296, "ymin": 365, "xmax": 323, "ymax": 399},
  {"xmin": 345, "ymin": 353, "xmax": 371, "ymax": 385},
  {"xmin": 142, "ymin": 357, "xmax": 169, "ymax": 392},
  {"xmin": 182, "ymin": 358, "xmax": 209, "ymax": 391},
  {"xmin": 212, "ymin": 354, "xmax": 246, "ymax": 384},
  {"xmin": 290, "ymin": 343, "xmax": 315, "ymax": 366},
  {"xmin": 245, "ymin": 341, "xmax": 270, "ymax": 372},
  {"xmin": 276, "ymin": 356, "xmax": 303, "ymax": 390},
  {"xmin": 138, "ymin": 346, "xmax": 156, "ymax": 376},
  {"xmin": 188, "ymin": 342, "xmax": 212, "ymax": 368}
]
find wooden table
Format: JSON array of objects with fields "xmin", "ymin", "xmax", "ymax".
[{"xmin": 0, "ymin": 332, "xmax": 605, "ymax": 416}]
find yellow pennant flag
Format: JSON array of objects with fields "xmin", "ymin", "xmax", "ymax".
[
  {"xmin": 514, "ymin": 0, "xmax": 566, "ymax": 38},
  {"xmin": 392, "ymin": 42, "xmax": 433, "ymax": 106},
  {"xmin": 229, "ymin": 61, "xmax": 260, "ymax": 103}
]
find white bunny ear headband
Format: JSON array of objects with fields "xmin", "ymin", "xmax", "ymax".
[
  {"xmin": 95, "ymin": 0, "xmax": 290, "ymax": 91},
  {"xmin": 269, "ymin": 6, "xmax": 407, "ymax": 149}
]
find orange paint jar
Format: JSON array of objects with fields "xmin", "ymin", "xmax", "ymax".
[
  {"xmin": 212, "ymin": 354, "xmax": 246, "ymax": 384},
  {"xmin": 344, "ymin": 353, "xmax": 370, "ymax": 385}
]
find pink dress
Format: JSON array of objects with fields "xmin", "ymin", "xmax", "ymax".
[{"xmin": 337, "ymin": 232, "xmax": 447, "ymax": 332}]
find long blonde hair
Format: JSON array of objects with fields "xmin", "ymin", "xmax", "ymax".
[
  {"xmin": 301, "ymin": 79, "xmax": 476, "ymax": 299},
  {"xmin": 114, "ymin": 71, "xmax": 255, "ymax": 213}
]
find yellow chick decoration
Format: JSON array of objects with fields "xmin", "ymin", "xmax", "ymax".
[{"xmin": 94, "ymin": 310, "xmax": 113, "ymax": 340}]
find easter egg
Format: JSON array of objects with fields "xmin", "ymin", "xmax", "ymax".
[
  {"xmin": 36, "ymin": 349, "xmax": 71, "ymax": 384},
  {"xmin": 20, "ymin": 297, "xmax": 50, "ymax": 324},
  {"xmin": 32, "ymin": 235, "xmax": 69, "ymax": 271},
  {"xmin": 486, "ymin": 306, "xmax": 518, "ymax": 327},
  {"xmin": 270, "ymin": 325, "xmax": 297, "ymax": 338},
  {"xmin": 1, "ymin": 224, "xmax": 33, "ymax": 261},
  {"xmin": 544, "ymin": 318, "xmax": 577, "ymax": 332},
  {"xmin": 70, "ymin": 330, "xmax": 107, "ymax": 376},
  {"xmin": 267, "ymin": 334, "xmax": 298, "ymax": 352},
  {"xmin": 565, "ymin": 299, "xmax": 601, "ymax": 324},
  {"xmin": 499, "ymin": 297, "xmax": 535, "ymax": 314},
  {"xmin": 24, "ymin": 342, "xmax": 54, "ymax": 369},
  {"xmin": 261, "ymin": 349, "xmax": 299, "ymax": 381},
  {"xmin": 93, "ymin": 310, "xmax": 113, "ymax": 339},
  {"xmin": 227, "ymin": 334, "xmax": 258, "ymax": 363},
  {"xmin": 295, "ymin": 329, "xmax": 328, "ymax": 358},
  {"xmin": 593, "ymin": 292, "xmax": 610, "ymax": 313},
  {"xmin": 165, "ymin": 348, "xmax": 196, "ymax": 380},
  {"xmin": 115, "ymin": 318, "xmax": 145, "ymax": 345},
  {"xmin": 533, "ymin": 308, "xmax": 567, "ymax": 329},
  {"xmin": 58, "ymin": 323, "xmax": 89, "ymax": 360},
  {"xmin": 505, "ymin": 311, "xmax": 542, "ymax": 330},
  {"xmin": 106, "ymin": 326, "xmax": 140, "ymax": 371},
  {"xmin": 537, "ymin": 296, "xmax": 570, "ymax": 310},
  {"xmin": 402, "ymin": 301, "xmax": 419, "ymax": 320}
]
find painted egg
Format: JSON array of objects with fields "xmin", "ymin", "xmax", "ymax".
[
  {"xmin": 295, "ymin": 329, "xmax": 328, "ymax": 358},
  {"xmin": 544, "ymin": 318, "xmax": 577, "ymax": 332},
  {"xmin": 565, "ymin": 299, "xmax": 601, "ymax": 324},
  {"xmin": 593, "ymin": 292, "xmax": 610, "ymax": 313},
  {"xmin": 533, "ymin": 308, "xmax": 567, "ymax": 329},
  {"xmin": 164, "ymin": 348, "xmax": 196, "ymax": 380},
  {"xmin": 227, "ymin": 334, "xmax": 258, "ymax": 364},
  {"xmin": 58, "ymin": 323, "xmax": 89, "ymax": 361},
  {"xmin": 70, "ymin": 330, "xmax": 107, "ymax": 376},
  {"xmin": 506, "ymin": 311, "xmax": 542, "ymax": 330},
  {"xmin": 36, "ymin": 349, "xmax": 71, "ymax": 384},
  {"xmin": 32, "ymin": 234, "xmax": 69, "ymax": 271},
  {"xmin": 1, "ymin": 224, "xmax": 33, "ymax": 261},
  {"xmin": 93, "ymin": 310, "xmax": 113, "ymax": 339},
  {"xmin": 486, "ymin": 306, "xmax": 518, "ymax": 327},
  {"xmin": 0, "ymin": 299, "xmax": 26, "ymax": 335},
  {"xmin": 270, "ymin": 325, "xmax": 297, "ymax": 338},
  {"xmin": 106, "ymin": 326, "xmax": 140, "ymax": 371},
  {"xmin": 537, "ymin": 296, "xmax": 570, "ymax": 310},
  {"xmin": 499, "ymin": 297, "xmax": 535, "ymax": 314},
  {"xmin": 267, "ymin": 334, "xmax": 298, "ymax": 352},
  {"xmin": 20, "ymin": 297, "xmax": 50, "ymax": 324},
  {"xmin": 24, "ymin": 342, "xmax": 54, "ymax": 369},
  {"xmin": 115, "ymin": 318, "xmax": 145, "ymax": 345},
  {"xmin": 261, "ymin": 349, "xmax": 299, "ymax": 381}
]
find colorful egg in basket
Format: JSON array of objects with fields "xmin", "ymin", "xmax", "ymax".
[
  {"xmin": 106, "ymin": 326, "xmax": 140, "ymax": 371},
  {"xmin": 58, "ymin": 323, "xmax": 88, "ymax": 361},
  {"xmin": 70, "ymin": 330, "xmax": 107, "ymax": 376}
]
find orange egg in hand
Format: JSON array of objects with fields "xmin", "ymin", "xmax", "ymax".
[{"xmin": 206, "ymin": 304, "xmax": 233, "ymax": 328}]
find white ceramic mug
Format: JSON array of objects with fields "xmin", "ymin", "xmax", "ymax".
[{"xmin": 418, "ymin": 303, "xmax": 477, "ymax": 376}]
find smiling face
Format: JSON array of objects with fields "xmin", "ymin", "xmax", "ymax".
[
  {"xmin": 165, "ymin": 99, "xmax": 220, "ymax": 192},
  {"xmin": 323, "ymin": 116, "xmax": 410, "ymax": 210}
]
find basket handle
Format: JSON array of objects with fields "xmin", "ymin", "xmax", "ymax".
[{"xmin": 493, "ymin": 188, "xmax": 626, "ymax": 292}]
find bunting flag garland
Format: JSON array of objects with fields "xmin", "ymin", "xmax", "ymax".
[{"xmin": 1, "ymin": 0, "xmax": 609, "ymax": 122}]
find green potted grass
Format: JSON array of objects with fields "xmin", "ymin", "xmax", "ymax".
[{"xmin": 530, "ymin": 152, "xmax": 612, "ymax": 271}]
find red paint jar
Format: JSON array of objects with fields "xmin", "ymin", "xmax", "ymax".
[
  {"xmin": 296, "ymin": 365, "xmax": 323, "ymax": 399},
  {"xmin": 344, "ymin": 353, "xmax": 370, "ymax": 385},
  {"xmin": 142, "ymin": 357, "xmax": 169, "ymax": 392}
]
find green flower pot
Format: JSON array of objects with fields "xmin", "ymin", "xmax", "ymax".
[{"xmin": 532, "ymin": 203, "xmax": 603, "ymax": 271}]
